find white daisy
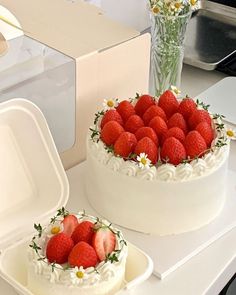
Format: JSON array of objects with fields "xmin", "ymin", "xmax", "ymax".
[
  {"xmin": 70, "ymin": 266, "xmax": 89, "ymax": 285},
  {"xmin": 102, "ymin": 98, "xmax": 118, "ymax": 111},
  {"xmin": 46, "ymin": 222, "xmax": 64, "ymax": 238},
  {"xmin": 171, "ymin": 85, "xmax": 181, "ymax": 97},
  {"xmin": 137, "ymin": 153, "xmax": 151, "ymax": 169},
  {"xmin": 226, "ymin": 128, "xmax": 236, "ymax": 140}
]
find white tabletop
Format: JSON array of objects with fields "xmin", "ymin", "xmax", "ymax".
[{"xmin": 0, "ymin": 66, "xmax": 234, "ymax": 295}]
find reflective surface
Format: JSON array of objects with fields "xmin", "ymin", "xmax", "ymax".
[{"xmin": 0, "ymin": 35, "xmax": 76, "ymax": 152}]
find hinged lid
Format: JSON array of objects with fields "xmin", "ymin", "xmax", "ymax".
[{"xmin": 0, "ymin": 99, "xmax": 69, "ymax": 250}]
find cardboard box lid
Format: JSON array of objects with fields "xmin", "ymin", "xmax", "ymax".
[{"xmin": 0, "ymin": 0, "xmax": 140, "ymax": 59}]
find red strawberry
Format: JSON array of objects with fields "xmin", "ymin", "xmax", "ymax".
[
  {"xmin": 62, "ymin": 215, "xmax": 79, "ymax": 237},
  {"xmin": 134, "ymin": 137, "xmax": 158, "ymax": 164},
  {"xmin": 135, "ymin": 127, "xmax": 159, "ymax": 146},
  {"xmin": 168, "ymin": 112, "xmax": 188, "ymax": 134},
  {"xmin": 195, "ymin": 122, "xmax": 214, "ymax": 147},
  {"xmin": 114, "ymin": 132, "xmax": 137, "ymax": 158},
  {"xmin": 184, "ymin": 130, "xmax": 207, "ymax": 159},
  {"xmin": 116, "ymin": 100, "xmax": 135, "ymax": 122},
  {"xmin": 124, "ymin": 114, "xmax": 144, "ymax": 134},
  {"xmin": 134, "ymin": 94, "xmax": 155, "ymax": 116},
  {"xmin": 71, "ymin": 221, "xmax": 94, "ymax": 245},
  {"xmin": 149, "ymin": 116, "xmax": 168, "ymax": 140},
  {"xmin": 68, "ymin": 241, "xmax": 98, "ymax": 268},
  {"xmin": 92, "ymin": 227, "xmax": 116, "ymax": 261},
  {"xmin": 161, "ymin": 127, "xmax": 185, "ymax": 145},
  {"xmin": 101, "ymin": 121, "xmax": 124, "ymax": 145},
  {"xmin": 46, "ymin": 233, "xmax": 74, "ymax": 264},
  {"xmin": 161, "ymin": 137, "xmax": 186, "ymax": 165},
  {"xmin": 158, "ymin": 90, "xmax": 179, "ymax": 118},
  {"xmin": 142, "ymin": 105, "xmax": 167, "ymax": 125},
  {"xmin": 178, "ymin": 97, "xmax": 197, "ymax": 119},
  {"xmin": 188, "ymin": 109, "xmax": 212, "ymax": 130},
  {"xmin": 101, "ymin": 110, "xmax": 123, "ymax": 129}
]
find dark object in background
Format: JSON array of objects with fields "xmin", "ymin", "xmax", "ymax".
[
  {"xmin": 209, "ymin": 0, "xmax": 236, "ymax": 8},
  {"xmin": 219, "ymin": 273, "xmax": 236, "ymax": 295}
]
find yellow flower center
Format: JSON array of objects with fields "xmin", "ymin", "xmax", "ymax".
[
  {"xmin": 107, "ymin": 100, "xmax": 114, "ymax": 108},
  {"xmin": 76, "ymin": 271, "xmax": 84, "ymax": 279},
  {"xmin": 152, "ymin": 7, "xmax": 160, "ymax": 14},
  {"xmin": 175, "ymin": 2, "xmax": 181, "ymax": 9},
  {"xmin": 190, "ymin": 0, "xmax": 197, "ymax": 6},
  {"xmin": 51, "ymin": 226, "xmax": 60, "ymax": 235},
  {"xmin": 141, "ymin": 158, "xmax": 147, "ymax": 165},
  {"xmin": 227, "ymin": 130, "xmax": 234, "ymax": 137}
]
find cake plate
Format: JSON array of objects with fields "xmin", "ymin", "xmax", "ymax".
[{"xmin": 66, "ymin": 144, "xmax": 236, "ymax": 279}]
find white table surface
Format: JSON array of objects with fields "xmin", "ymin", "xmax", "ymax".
[{"xmin": 0, "ymin": 66, "xmax": 234, "ymax": 295}]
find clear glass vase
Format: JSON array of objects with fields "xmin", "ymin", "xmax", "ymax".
[{"xmin": 150, "ymin": 12, "xmax": 191, "ymax": 96}]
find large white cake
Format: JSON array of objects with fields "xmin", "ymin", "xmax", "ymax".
[
  {"xmin": 86, "ymin": 91, "xmax": 230, "ymax": 235},
  {"xmin": 27, "ymin": 210, "xmax": 128, "ymax": 295}
]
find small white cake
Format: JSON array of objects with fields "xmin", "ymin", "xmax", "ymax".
[
  {"xmin": 27, "ymin": 209, "xmax": 128, "ymax": 295},
  {"xmin": 85, "ymin": 92, "xmax": 230, "ymax": 235}
]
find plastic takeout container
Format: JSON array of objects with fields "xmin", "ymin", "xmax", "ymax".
[{"xmin": 0, "ymin": 99, "xmax": 153, "ymax": 294}]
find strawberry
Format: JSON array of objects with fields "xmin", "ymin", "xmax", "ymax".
[
  {"xmin": 101, "ymin": 110, "xmax": 123, "ymax": 129},
  {"xmin": 134, "ymin": 137, "xmax": 158, "ymax": 164},
  {"xmin": 158, "ymin": 90, "xmax": 179, "ymax": 118},
  {"xmin": 124, "ymin": 114, "xmax": 144, "ymax": 134},
  {"xmin": 92, "ymin": 227, "xmax": 116, "ymax": 261},
  {"xmin": 161, "ymin": 127, "xmax": 185, "ymax": 145},
  {"xmin": 135, "ymin": 127, "xmax": 159, "ymax": 146},
  {"xmin": 101, "ymin": 121, "xmax": 124, "ymax": 145},
  {"xmin": 188, "ymin": 109, "xmax": 212, "ymax": 130},
  {"xmin": 68, "ymin": 241, "xmax": 98, "ymax": 268},
  {"xmin": 178, "ymin": 97, "xmax": 197, "ymax": 120},
  {"xmin": 46, "ymin": 233, "xmax": 74, "ymax": 264},
  {"xmin": 142, "ymin": 105, "xmax": 167, "ymax": 125},
  {"xmin": 62, "ymin": 214, "xmax": 79, "ymax": 237},
  {"xmin": 71, "ymin": 221, "xmax": 94, "ymax": 245},
  {"xmin": 168, "ymin": 112, "xmax": 188, "ymax": 134},
  {"xmin": 114, "ymin": 132, "xmax": 137, "ymax": 158},
  {"xmin": 134, "ymin": 94, "xmax": 155, "ymax": 116},
  {"xmin": 195, "ymin": 122, "xmax": 214, "ymax": 147},
  {"xmin": 149, "ymin": 116, "xmax": 168, "ymax": 140},
  {"xmin": 184, "ymin": 130, "xmax": 207, "ymax": 159},
  {"xmin": 116, "ymin": 100, "xmax": 135, "ymax": 122},
  {"xmin": 161, "ymin": 137, "xmax": 186, "ymax": 165}
]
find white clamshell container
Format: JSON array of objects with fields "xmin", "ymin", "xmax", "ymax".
[{"xmin": 0, "ymin": 99, "xmax": 153, "ymax": 295}]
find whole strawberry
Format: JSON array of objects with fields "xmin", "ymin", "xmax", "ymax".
[
  {"xmin": 101, "ymin": 110, "xmax": 123, "ymax": 129},
  {"xmin": 161, "ymin": 137, "xmax": 186, "ymax": 165},
  {"xmin": 62, "ymin": 214, "xmax": 79, "ymax": 237},
  {"xmin": 149, "ymin": 116, "xmax": 168, "ymax": 140},
  {"xmin": 46, "ymin": 233, "xmax": 74, "ymax": 264},
  {"xmin": 178, "ymin": 97, "xmax": 197, "ymax": 120},
  {"xmin": 188, "ymin": 109, "xmax": 212, "ymax": 130},
  {"xmin": 184, "ymin": 130, "xmax": 207, "ymax": 159},
  {"xmin": 114, "ymin": 132, "xmax": 137, "ymax": 158},
  {"xmin": 161, "ymin": 127, "xmax": 185, "ymax": 145},
  {"xmin": 124, "ymin": 114, "xmax": 144, "ymax": 134},
  {"xmin": 116, "ymin": 100, "xmax": 135, "ymax": 122},
  {"xmin": 71, "ymin": 221, "xmax": 94, "ymax": 245},
  {"xmin": 134, "ymin": 94, "xmax": 155, "ymax": 116},
  {"xmin": 92, "ymin": 227, "xmax": 116, "ymax": 261},
  {"xmin": 142, "ymin": 105, "xmax": 167, "ymax": 125},
  {"xmin": 101, "ymin": 121, "xmax": 124, "ymax": 145},
  {"xmin": 195, "ymin": 122, "xmax": 214, "ymax": 147},
  {"xmin": 168, "ymin": 112, "xmax": 188, "ymax": 134},
  {"xmin": 158, "ymin": 90, "xmax": 179, "ymax": 118},
  {"xmin": 134, "ymin": 137, "xmax": 158, "ymax": 164},
  {"xmin": 68, "ymin": 241, "xmax": 98, "ymax": 268},
  {"xmin": 135, "ymin": 127, "xmax": 159, "ymax": 146}
]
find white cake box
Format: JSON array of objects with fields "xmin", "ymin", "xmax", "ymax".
[
  {"xmin": 0, "ymin": 99, "xmax": 153, "ymax": 295},
  {"xmin": 0, "ymin": 0, "xmax": 151, "ymax": 170}
]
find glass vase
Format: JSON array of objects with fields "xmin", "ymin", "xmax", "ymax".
[{"xmin": 150, "ymin": 11, "xmax": 191, "ymax": 96}]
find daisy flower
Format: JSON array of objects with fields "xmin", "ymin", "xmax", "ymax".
[
  {"xmin": 137, "ymin": 153, "xmax": 151, "ymax": 169},
  {"xmin": 171, "ymin": 85, "xmax": 181, "ymax": 97},
  {"xmin": 46, "ymin": 222, "xmax": 64, "ymax": 238},
  {"xmin": 226, "ymin": 128, "xmax": 236, "ymax": 140},
  {"xmin": 71, "ymin": 266, "xmax": 89, "ymax": 285},
  {"xmin": 102, "ymin": 98, "xmax": 118, "ymax": 111}
]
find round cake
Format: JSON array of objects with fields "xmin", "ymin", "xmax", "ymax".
[
  {"xmin": 27, "ymin": 208, "xmax": 128, "ymax": 295},
  {"xmin": 86, "ymin": 90, "xmax": 230, "ymax": 235}
]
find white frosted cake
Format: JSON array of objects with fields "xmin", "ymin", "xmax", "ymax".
[
  {"xmin": 27, "ymin": 208, "xmax": 128, "ymax": 295},
  {"xmin": 86, "ymin": 90, "xmax": 231, "ymax": 235}
]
